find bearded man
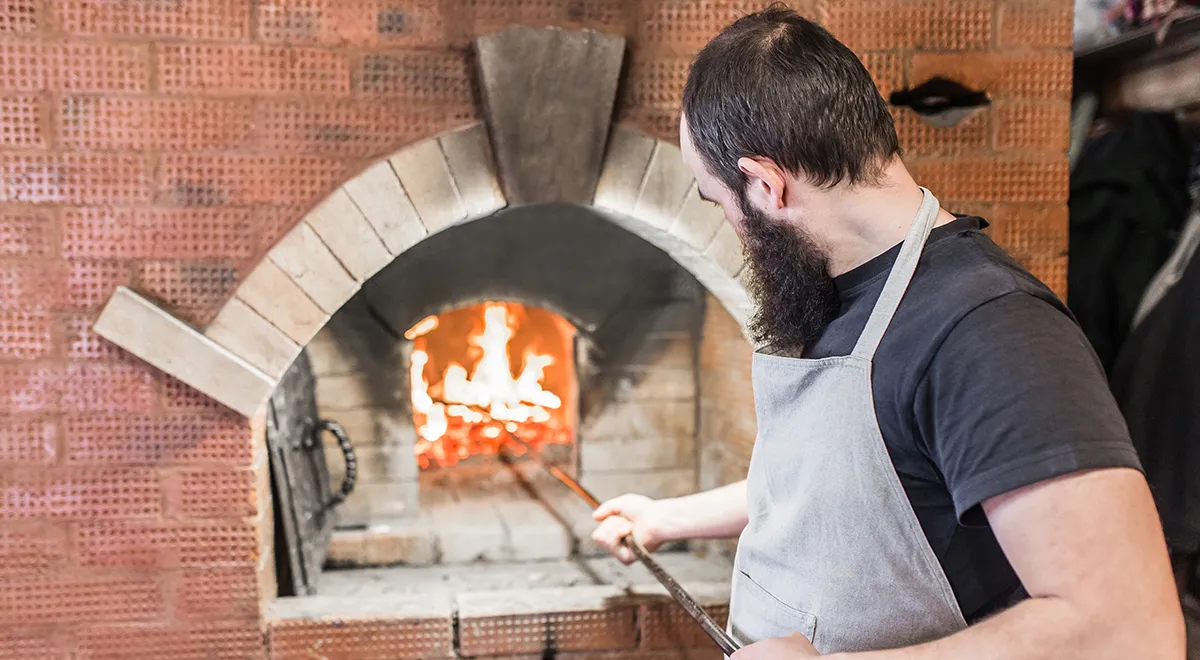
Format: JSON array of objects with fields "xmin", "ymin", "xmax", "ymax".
[{"xmin": 592, "ymin": 5, "xmax": 1185, "ymax": 659}]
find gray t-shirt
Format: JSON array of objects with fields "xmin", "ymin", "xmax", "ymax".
[{"xmin": 803, "ymin": 215, "xmax": 1142, "ymax": 621}]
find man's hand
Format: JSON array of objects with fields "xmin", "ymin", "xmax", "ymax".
[
  {"xmin": 732, "ymin": 633, "xmax": 821, "ymax": 659},
  {"xmin": 591, "ymin": 494, "xmax": 670, "ymax": 564}
]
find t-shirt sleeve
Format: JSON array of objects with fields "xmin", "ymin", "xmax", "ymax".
[{"xmin": 914, "ymin": 292, "xmax": 1143, "ymax": 521}]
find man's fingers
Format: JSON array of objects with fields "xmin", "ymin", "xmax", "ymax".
[
  {"xmin": 591, "ymin": 516, "xmax": 637, "ymax": 565},
  {"xmin": 593, "ymin": 495, "xmax": 631, "ymax": 521}
]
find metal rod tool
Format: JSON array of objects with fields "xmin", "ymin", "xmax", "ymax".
[{"xmin": 505, "ymin": 431, "xmax": 741, "ymax": 656}]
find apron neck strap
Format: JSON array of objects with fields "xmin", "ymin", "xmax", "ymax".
[{"xmin": 851, "ymin": 187, "xmax": 941, "ymax": 360}]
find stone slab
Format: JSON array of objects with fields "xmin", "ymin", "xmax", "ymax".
[
  {"xmin": 476, "ymin": 27, "xmax": 626, "ymax": 205},
  {"xmin": 580, "ymin": 468, "xmax": 698, "ymax": 503},
  {"xmin": 704, "ymin": 222, "xmax": 745, "ymax": 277},
  {"xmin": 593, "ymin": 127, "xmax": 656, "ymax": 214},
  {"xmin": 389, "ymin": 139, "xmax": 465, "ymax": 233},
  {"xmin": 205, "ymin": 297, "xmax": 302, "ymax": 379},
  {"xmin": 342, "ymin": 159, "xmax": 427, "ymax": 255},
  {"xmin": 304, "ymin": 188, "xmax": 393, "ymax": 282},
  {"xmin": 672, "ymin": 183, "xmax": 728, "ymax": 250},
  {"xmin": 267, "ymin": 221, "xmax": 359, "ymax": 314},
  {"xmin": 234, "ymin": 258, "xmax": 328, "ymax": 345},
  {"xmin": 93, "ymin": 287, "xmax": 274, "ymax": 417},
  {"xmin": 438, "ymin": 123, "xmax": 506, "ymax": 218},
  {"xmin": 635, "ymin": 141, "xmax": 695, "ymax": 231}
]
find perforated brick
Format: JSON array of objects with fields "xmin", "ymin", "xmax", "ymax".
[
  {"xmin": 0, "ymin": 363, "xmax": 59, "ymax": 412},
  {"xmin": 63, "ymin": 208, "xmax": 257, "ymax": 260},
  {"xmin": 986, "ymin": 203, "xmax": 1069, "ymax": 262},
  {"xmin": 260, "ymin": 99, "xmax": 475, "ymax": 155},
  {"xmin": 0, "ymin": 209, "xmax": 52, "ymax": 256},
  {"xmin": 160, "ymin": 155, "xmax": 348, "ymax": 206},
  {"xmin": 620, "ymin": 109, "xmax": 682, "ymax": 145},
  {"xmin": 638, "ymin": 1, "xmax": 795, "ymax": 54},
  {"xmin": 0, "ymin": 418, "xmax": 55, "ymax": 465},
  {"xmin": 258, "ymin": 0, "xmax": 446, "ymax": 47},
  {"xmin": 164, "ymin": 374, "xmax": 229, "ymax": 412},
  {"xmin": 895, "ymin": 107, "xmax": 990, "ymax": 157},
  {"xmin": 176, "ymin": 567, "xmax": 259, "ymax": 621},
  {"xmin": 66, "ymin": 413, "xmax": 253, "ymax": 466},
  {"xmin": 172, "ymin": 468, "xmax": 257, "ymax": 518},
  {"xmin": 59, "ymin": 0, "xmax": 250, "ymax": 39},
  {"xmin": 994, "ymin": 101, "xmax": 1071, "ymax": 153},
  {"xmin": 909, "ymin": 156, "xmax": 1068, "ymax": 203},
  {"xmin": 0, "ymin": 574, "xmax": 164, "ymax": 624},
  {"xmin": 0, "ymin": 1, "xmax": 39, "ymax": 32},
  {"xmin": 622, "ymin": 57, "xmax": 690, "ymax": 112},
  {"xmin": 60, "ymin": 97, "xmax": 254, "ymax": 151},
  {"xmin": 268, "ymin": 616, "xmax": 453, "ymax": 660},
  {"xmin": 639, "ymin": 600, "xmax": 729, "ymax": 650},
  {"xmin": 78, "ymin": 623, "xmax": 263, "ymax": 660},
  {"xmin": 0, "ymin": 154, "xmax": 150, "ymax": 204},
  {"xmin": 0, "ymin": 42, "xmax": 148, "ymax": 91},
  {"xmin": 0, "ymin": 95, "xmax": 42, "ymax": 147},
  {"xmin": 61, "ymin": 360, "xmax": 157, "ymax": 413},
  {"xmin": 826, "ymin": 0, "xmax": 993, "ymax": 51},
  {"xmin": 65, "ymin": 259, "xmax": 132, "ymax": 310},
  {"xmin": 1031, "ymin": 254, "xmax": 1068, "ymax": 300},
  {"xmin": 158, "ymin": 44, "xmax": 349, "ymax": 95},
  {"xmin": 76, "ymin": 520, "xmax": 259, "ymax": 568},
  {"xmin": 0, "ymin": 631, "xmax": 67, "ymax": 660},
  {"xmin": 65, "ymin": 313, "xmax": 122, "ymax": 360},
  {"xmin": 467, "ymin": 0, "xmax": 628, "ymax": 35},
  {"xmin": 0, "ymin": 522, "xmax": 67, "ymax": 577},
  {"xmin": 861, "ymin": 51, "xmax": 903, "ymax": 98},
  {"xmin": 0, "ymin": 309, "xmax": 53, "ymax": 358},
  {"xmin": 136, "ymin": 260, "xmax": 238, "ymax": 326},
  {"xmin": 909, "ymin": 52, "xmax": 1073, "ymax": 101},
  {"xmin": 352, "ymin": 50, "xmax": 472, "ymax": 103},
  {"xmin": 458, "ymin": 588, "xmax": 640, "ymax": 656},
  {"xmin": 999, "ymin": 0, "xmax": 1073, "ymax": 49},
  {"xmin": 1, "ymin": 469, "xmax": 161, "ymax": 520}
]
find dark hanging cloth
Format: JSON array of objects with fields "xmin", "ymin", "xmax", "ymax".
[
  {"xmin": 1109, "ymin": 242, "xmax": 1200, "ymax": 554},
  {"xmin": 1068, "ymin": 112, "xmax": 1192, "ymax": 371}
]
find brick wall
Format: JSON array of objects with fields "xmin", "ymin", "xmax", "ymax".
[{"xmin": 0, "ymin": 0, "xmax": 1071, "ymax": 656}]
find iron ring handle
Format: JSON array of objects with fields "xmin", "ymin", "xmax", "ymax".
[{"xmin": 312, "ymin": 419, "xmax": 356, "ymax": 507}]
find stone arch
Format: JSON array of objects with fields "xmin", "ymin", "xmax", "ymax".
[{"xmin": 93, "ymin": 27, "xmax": 752, "ymax": 418}]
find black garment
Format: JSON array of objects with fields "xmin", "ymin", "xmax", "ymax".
[
  {"xmin": 804, "ymin": 216, "xmax": 1142, "ymax": 622},
  {"xmin": 1068, "ymin": 112, "xmax": 1192, "ymax": 372},
  {"xmin": 1110, "ymin": 242, "xmax": 1200, "ymax": 554}
]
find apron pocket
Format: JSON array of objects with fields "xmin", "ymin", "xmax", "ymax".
[{"xmin": 729, "ymin": 569, "xmax": 817, "ymax": 646}]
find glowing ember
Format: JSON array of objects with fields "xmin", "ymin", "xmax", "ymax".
[{"xmin": 409, "ymin": 302, "xmax": 574, "ymax": 469}]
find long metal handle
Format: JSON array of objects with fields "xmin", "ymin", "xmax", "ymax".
[{"xmin": 505, "ymin": 433, "xmax": 741, "ymax": 656}]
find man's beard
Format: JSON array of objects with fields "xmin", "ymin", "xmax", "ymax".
[{"xmin": 739, "ymin": 201, "xmax": 840, "ymax": 354}]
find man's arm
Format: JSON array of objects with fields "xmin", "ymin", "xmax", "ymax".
[
  {"xmin": 592, "ymin": 480, "xmax": 748, "ymax": 564},
  {"xmin": 736, "ymin": 467, "xmax": 1186, "ymax": 659}
]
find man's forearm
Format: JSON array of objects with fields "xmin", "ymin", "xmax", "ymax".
[{"xmin": 656, "ymin": 480, "xmax": 748, "ymax": 542}]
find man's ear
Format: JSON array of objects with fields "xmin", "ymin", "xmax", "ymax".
[{"xmin": 737, "ymin": 157, "xmax": 787, "ymax": 210}]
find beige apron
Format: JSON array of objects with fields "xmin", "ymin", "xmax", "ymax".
[{"xmin": 729, "ymin": 188, "xmax": 968, "ymax": 654}]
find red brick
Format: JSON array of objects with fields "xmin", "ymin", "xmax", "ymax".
[
  {"xmin": 163, "ymin": 374, "xmax": 231, "ymax": 413},
  {"xmin": 0, "ymin": 309, "xmax": 54, "ymax": 359},
  {"xmin": 136, "ymin": 260, "xmax": 239, "ymax": 326},
  {"xmin": 63, "ymin": 208, "xmax": 258, "ymax": 260},
  {"xmin": 994, "ymin": 101, "xmax": 1071, "ymax": 153},
  {"xmin": 639, "ymin": 602, "xmax": 729, "ymax": 650},
  {"xmin": 0, "ymin": 42, "xmax": 148, "ymax": 92},
  {"xmin": 909, "ymin": 52, "xmax": 1073, "ymax": 101},
  {"xmin": 1029, "ymin": 253, "xmax": 1068, "ymax": 300},
  {"xmin": 637, "ymin": 1, "xmax": 800, "ymax": 55},
  {"xmin": 0, "ymin": 363, "xmax": 60, "ymax": 413},
  {"xmin": 60, "ymin": 97, "xmax": 254, "ymax": 151},
  {"xmin": 61, "ymin": 360, "xmax": 157, "ymax": 413},
  {"xmin": 621, "ymin": 57, "xmax": 690, "ymax": 112},
  {"xmin": 0, "ymin": 630, "xmax": 70, "ymax": 660},
  {"xmin": 0, "ymin": 208, "xmax": 53, "ymax": 256},
  {"xmin": 59, "ymin": 0, "xmax": 250, "ymax": 39},
  {"xmin": 0, "ymin": 572, "xmax": 164, "ymax": 624},
  {"xmin": 77, "ymin": 520, "xmax": 259, "ymax": 569},
  {"xmin": 78, "ymin": 622, "xmax": 264, "ymax": 660},
  {"xmin": 351, "ymin": 50, "xmax": 472, "ymax": 103},
  {"xmin": 458, "ymin": 609, "xmax": 639, "ymax": 656},
  {"xmin": 66, "ymin": 413, "xmax": 253, "ymax": 466},
  {"xmin": 895, "ymin": 106, "xmax": 990, "ymax": 157},
  {"xmin": 159, "ymin": 155, "xmax": 349, "ymax": 206},
  {"xmin": 0, "ymin": 154, "xmax": 151, "ymax": 204},
  {"xmin": 0, "ymin": 522, "xmax": 68, "ymax": 576},
  {"xmin": 257, "ymin": 0, "xmax": 447, "ymax": 47},
  {"xmin": 171, "ymin": 467, "xmax": 258, "ymax": 518},
  {"xmin": 0, "ymin": 468, "xmax": 161, "ymax": 520},
  {"xmin": 468, "ymin": 0, "xmax": 628, "ymax": 36},
  {"xmin": 65, "ymin": 259, "xmax": 134, "ymax": 310},
  {"xmin": 259, "ymin": 98, "xmax": 476, "ymax": 156},
  {"xmin": 268, "ymin": 617, "xmax": 453, "ymax": 660},
  {"xmin": 999, "ymin": 0, "xmax": 1073, "ymax": 49},
  {"xmin": 985, "ymin": 203, "xmax": 1069, "ymax": 262},
  {"xmin": 827, "ymin": 0, "xmax": 993, "ymax": 51},
  {"xmin": 158, "ymin": 44, "xmax": 349, "ymax": 95},
  {"xmin": 176, "ymin": 567, "xmax": 259, "ymax": 622},
  {"xmin": 620, "ymin": 108, "xmax": 681, "ymax": 145},
  {"xmin": 909, "ymin": 156, "xmax": 1068, "ymax": 203},
  {"xmin": 65, "ymin": 312, "xmax": 125, "ymax": 360},
  {"xmin": 0, "ymin": 1, "xmax": 40, "ymax": 33},
  {"xmin": 0, "ymin": 418, "xmax": 56, "ymax": 465},
  {"xmin": 861, "ymin": 51, "xmax": 903, "ymax": 98},
  {"xmin": 0, "ymin": 95, "xmax": 43, "ymax": 147}
]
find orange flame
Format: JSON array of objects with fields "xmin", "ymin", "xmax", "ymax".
[{"xmin": 409, "ymin": 302, "xmax": 572, "ymax": 469}]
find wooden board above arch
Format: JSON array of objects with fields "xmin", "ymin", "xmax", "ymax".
[{"xmin": 475, "ymin": 26, "xmax": 626, "ymax": 206}]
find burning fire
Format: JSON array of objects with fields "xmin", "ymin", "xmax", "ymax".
[{"xmin": 408, "ymin": 302, "xmax": 574, "ymax": 469}]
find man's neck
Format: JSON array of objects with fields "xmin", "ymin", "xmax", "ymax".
[{"xmin": 791, "ymin": 161, "xmax": 957, "ymax": 277}]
